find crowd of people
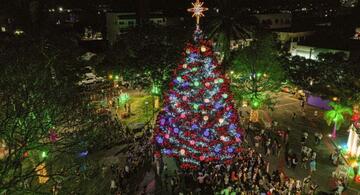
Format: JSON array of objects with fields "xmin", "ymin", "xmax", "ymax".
[
  {"xmin": 157, "ymin": 148, "xmax": 320, "ymax": 194},
  {"xmin": 152, "ymin": 113, "xmax": 349, "ymax": 194},
  {"xmin": 100, "ymin": 97, "xmax": 351, "ymax": 194},
  {"xmin": 108, "ymin": 130, "xmax": 153, "ymax": 194}
]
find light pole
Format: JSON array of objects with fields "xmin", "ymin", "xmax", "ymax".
[{"xmin": 151, "ymin": 83, "xmax": 161, "ymax": 121}]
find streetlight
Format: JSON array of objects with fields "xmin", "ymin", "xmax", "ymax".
[{"xmin": 151, "ymin": 83, "xmax": 161, "ymax": 120}]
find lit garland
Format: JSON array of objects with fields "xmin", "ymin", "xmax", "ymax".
[{"xmin": 153, "ymin": 27, "xmax": 242, "ymax": 169}]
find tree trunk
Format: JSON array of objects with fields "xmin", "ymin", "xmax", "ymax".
[
  {"xmin": 332, "ymin": 123, "xmax": 337, "ymax": 139},
  {"xmin": 154, "ymin": 96, "xmax": 160, "ymax": 109},
  {"xmin": 250, "ymin": 109, "xmax": 259, "ymax": 123}
]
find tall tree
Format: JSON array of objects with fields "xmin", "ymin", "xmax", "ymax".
[
  {"xmin": 231, "ymin": 34, "xmax": 284, "ymax": 122},
  {"xmin": 324, "ymin": 102, "xmax": 352, "ymax": 138},
  {"xmin": 105, "ymin": 24, "xmax": 190, "ymax": 91},
  {"xmin": 0, "ymin": 36, "xmax": 88, "ymax": 193},
  {"xmin": 284, "ymin": 52, "xmax": 360, "ymax": 101}
]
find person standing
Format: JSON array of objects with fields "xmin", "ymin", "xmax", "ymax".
[
  {"xmin": 110, "ymin": 178, "xmax": 117, "ymax": 193},
  {"xmin": 301, "ymin": 156, "xmax": 308, "ymax": 169},
  {"xmin": 291, "ymin": 155, "xmax": 298, "ymax": 169},
  {"xmin": 265, "ymin": 138, "xmax": 271, "ymax": 156},
  {"xmin": 300, "ymin": 99, "xmax": 305, "ymax": 109},
  {"xmin": 314, "ymin": 133, "xmax": 323, "ymax": 145},
  {"xmin": 310, "ymin": 159, "xmax": 316, "ymax": 174}
]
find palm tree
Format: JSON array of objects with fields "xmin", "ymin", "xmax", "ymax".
[
  {"xmin": 324, "ymin": 102, "xmax": 352, "ymax": 139},
  {"xmin": 207, "ymin": 0, "xmax": 254, "ymax": 68}
]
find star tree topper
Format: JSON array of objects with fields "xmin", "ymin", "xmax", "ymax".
[{"xmin": 187, "ymin": 0, "xmax": 208, "ymax": 25}]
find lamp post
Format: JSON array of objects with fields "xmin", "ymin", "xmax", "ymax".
[{"xmin": 151, "ymin": 83, "xmax": 161, "ymax": 120}]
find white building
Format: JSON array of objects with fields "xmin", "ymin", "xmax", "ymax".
[
  {"xmin": 347, "ymin": 124, "xmax": 360, "ymax": 158},
  {"xmin": 106, "ymin": 11, "xmax": 167, "ymax": 44},
  {"xmin": 289, "ymin": 42, "xmax": 350, "ymax": 60},
  {"xmin": 254, "ymin": 13, "xmax": 292, "ymax": 29},
  {"xmin": 354, "ymin": 27, "xmax": 360, "ymax": 40},
  {"xmin": 275, "ymin": 29, "xmax": 315, "ymax": 44}
]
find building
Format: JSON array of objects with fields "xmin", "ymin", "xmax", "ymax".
[
  {"xmin": 340, "ymin": 0, "xmax": 358, "ymax": 7},
  {"xmin": 254, "ymin": 13, "xmax": 292, "ymax": 29},
  {"xmin": 354, "ymin": 27, "xmax": 360, "ymax": 40},
  {"xmin": 106, "ymin": 11, "xmax": 167, "ymax": 44},
  {"xmin": 290, "ymin": 42, "xmax": 351, "ymax": 60},
  {"xmin": 275, "ymin": 29, "xmax": 316, "ymax": 44}
]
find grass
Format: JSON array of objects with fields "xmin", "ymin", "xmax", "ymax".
[{"xmin": 117, "ymin": 92, "xmax": 158, "ymax": 126}]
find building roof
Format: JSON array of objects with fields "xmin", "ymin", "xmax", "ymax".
[{"xmin": 298, "ymin": 34, "xmax": 360, "ymax": 51}]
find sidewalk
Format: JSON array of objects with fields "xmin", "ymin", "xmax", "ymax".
[{"xmin": 256, "ymin": 93, "xmax": 360, "ymax": 194}]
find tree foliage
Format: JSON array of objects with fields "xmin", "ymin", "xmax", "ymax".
[
  {"xmin": 324, "ymin": 102, "xmax": 352, "ymax": 130},
  {"xmin": 283, "ymin": 52, "xmax": 360, "ymax": 104},
  {"xmin": 231, "ymin": 34, "xmax": 284, "ymax": 110},
  {"xmin": 0, "ymin": 35, "xmax": 90, "ymax": 193},
  {"xmin": 105, "ymin": 24, "xmax": 190, "ymax": 92}
]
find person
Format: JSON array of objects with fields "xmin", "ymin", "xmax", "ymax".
[
  {"xmin": 197, "ymin": 173, "xmax": 207, "ymax": 185},
  {"xmin": 314, "ymin": 132, "xmax": 323, "ymax": 145},
  {"xmin": 301, "ymin": 156, "xmax": 308, "ymax": 169},
  {"xmin": 266, "ymin": 138, "xmax": 271, "ymax": 156},
  {"xmin": 284, "ymin": 128, "xmax": 290, "ymax": 144},
  {"xmin": 272, "ymin": 139, "xmax": 278, "ymax": 156},
  {"xmin": 302, "ymin": 176, "xmax": 311, "ymax": 193},
  {"xmin": 291, "ymin": 155, "xmax": 298, "ymax": 169},
  {"xmin": 155, "ymin": 159, "xmax": 161, "ymax": 176},
  {"xmin": 311, "ymin": 151, "xmax": 317, "ymax": 161},
  {"xmin": 310, "ymin": 159, "xmax": 316, "ymax": 174},
  {"xmin": 301, "ymin": 132, "xmax": 308, "ymax": 145},
  {"xmin": 110, "ymin": 178, "xmax": 117, "ymax": 193},
  {"xmin": 334, "ymin": 180, "xmax": 345, "ymax": 195},
  {"xmin": 313, "ymin": 111, "xmax": 318, "ymax": 117},
  {"xmin": 224, "ymin": 173, "xmax": 229, "ymax": 186},
  {"xmin": 170, "ymin": 177, "xmax": 176, "ymax": 193},
  {"xmin": 331, "ymin": 150, "xmax": 340, "ymax": 166},
  {"xmin": 163, "ymin": 162, "xmax": 168, "ymax": 173},
  {"xmin": 100, "ymin": 164, "xmax": 107, "ymax": 178},
  {"xmin": 309, "ymin": 183, "xmax": 318, "ymax": 194},
  {"xmin": 292, "ymin": 112, "xmax": 296, "ymax": 120}
]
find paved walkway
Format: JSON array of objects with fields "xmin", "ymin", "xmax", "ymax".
[{"xmin": 255, "ymin": 92, "xmax": 360, "ymax": 194}]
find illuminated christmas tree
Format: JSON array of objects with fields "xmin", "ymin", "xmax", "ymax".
[{"xmin": 153, "ymin": 0, "xmax": 242, "ymax": 169}]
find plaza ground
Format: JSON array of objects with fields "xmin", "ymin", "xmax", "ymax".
[{"xmin": 69, "ymin": 92, "xmax": 360, "ymax": 194}]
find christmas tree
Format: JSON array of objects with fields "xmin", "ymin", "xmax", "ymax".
[{"xmin": 154, "ymin": 0, "xmax": 242, "ymax": 169}]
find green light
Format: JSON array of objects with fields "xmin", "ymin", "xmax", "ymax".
[
  {"xmin": 193, "ymin": 104, "xmax": 199, "ymax": 110},
  {"xmin": 251, "ymin": 99, "xmax": 261, "ymax": 109},
  {"xmin": 256, "ymin": 73, "xmax": 262, "ymax": 78},
  {"xmin": 194, "ymin": 81, "xmax": 200, "ymax": 87},
  {"xmin": 177, "ymin": 77, "xmax": 182, "ymax": 82},
  {"xmin": 192, "ymin": 67, "xmax": 198, "ymax": 72},
  {"xmin": 114, "ymin": 75, "xmax": 119, "ymax": 80},
  {"xmin": 41, "ymin": 151, "xmax": 48, "ymax": 158},
  {"xmin": 222, "ymin": 94, "xmax": 228, "ymax": 99},
  {"xmin": 118, "ymin": 93, "xmax": 130, "ymax": 105},
  {"xmin": 151, "ymin": 84, "xmax": 161, "ymax": 96},
  {"xmin": 218, "ymin": 78, "xmax": 224, "ymax": 83}
]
